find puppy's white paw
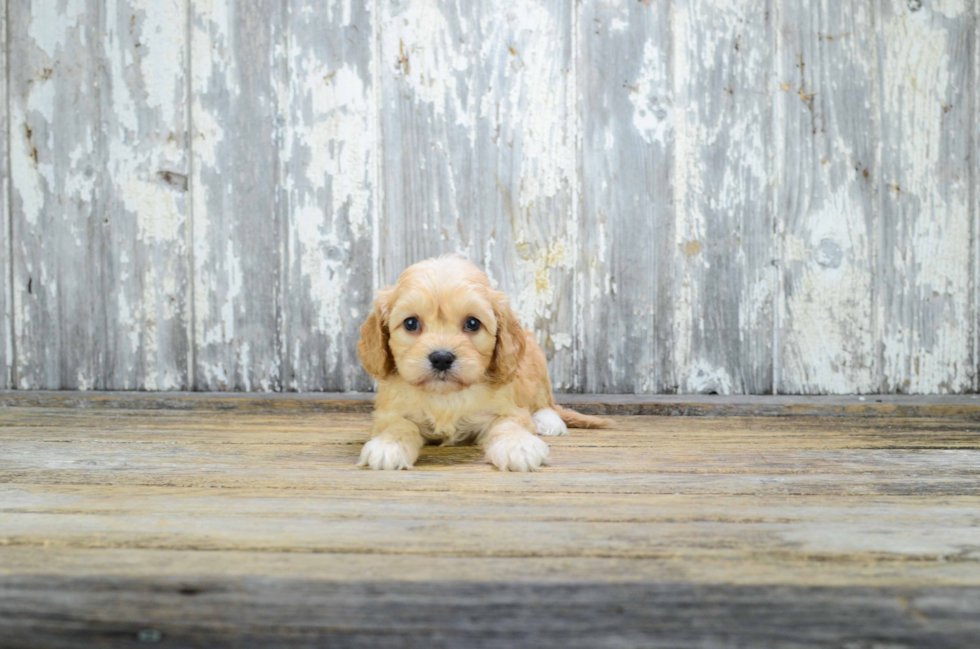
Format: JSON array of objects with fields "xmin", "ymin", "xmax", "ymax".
[
  {"xmin": 357, "ymin": 435, "xmax": 419, "ymax": 470},
  {"xmin": 532, "ymin": 408, "xmax": 568, "ymax": 436},
  {"xmin": 485, "ymin": 431, "xmax": 550, "ymax": 472}
]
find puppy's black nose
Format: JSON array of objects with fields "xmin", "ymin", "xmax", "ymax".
[{"xmin": 428, "ymin": 350, "xmax": 456, "ymax": 372}]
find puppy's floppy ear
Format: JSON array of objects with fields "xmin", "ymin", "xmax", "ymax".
[
  {"xmin": 358, "ymin": 288, "xmax": 396, "ymax": 379},
  {"xmin": 487, "ymin": 290, "xmax": 527, "ymax": 384}
]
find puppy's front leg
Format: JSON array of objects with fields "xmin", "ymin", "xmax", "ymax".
[
  {"xmin": 482, "ymin": 416, "xmax": 551, "ymax": 472},
  {"xmin": 357, "ymin": 416, "xmax": 424, "ymax": 470}
]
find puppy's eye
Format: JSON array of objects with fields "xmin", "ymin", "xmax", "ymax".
[
  {"xmin": 403, "ymin": 317, "xmax": 420, "ymax": 332},
  {"xmin": 463, "ymin": 317, "xmax": 481, "ymax": 332}
]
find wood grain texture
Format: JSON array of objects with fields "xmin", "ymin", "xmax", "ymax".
[
  {"xmin": 9, "ymin": 1, "xmax": 103, "ymax": 390},
  {"xmin": 878, "ymin": 0, "xmax": 975, "ymax": 394},
  {"xmin": 9, "ymin": 0, "xmax": 190, "ymax": 391},
  {"xmin": 0, "ymin": 0, "xmax": 9, "ymax": 390},
  {"xmin": 577, "ymin": 0, "xmax": 674, "ymax": 393},
  {"xmin": 4, "ymin": 1, "xmax": 980, "ymax": 395},
  {"xmin": 4, "ymin": 545, "xmax": 980, "ymax": 587},
  {"xmin": 2, "ymin": 409, "xmax": 980, "ymax": 495},
  {"xmin": 282, "ymin": 0, "xmax": 377, "ymax": 392},
  {"xmin": 191, "ymin": 0, "xmax": 283, "ymax": 390},
  {"xmin": 2, "ymin": 405, "xmax": 980, "ymax": 646},
  {"xmin": 102, "ymin": 0, "xmax": 191, "ymax": 391},
  {"xmin": 380, "ymin": 0, "xmax": 577, "ymax": 389},
  {"xmin": 672, "ymin": 0, "xmax": 775, "ymax": 394},
  {"xmin": 776, "ymin": 1, "xmax": 879, "ymax": 394},
  {"xmin": 3, "ymin": 577, "xmax": 977, "ymax": 648}
]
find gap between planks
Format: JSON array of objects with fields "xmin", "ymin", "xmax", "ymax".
[{"xmin": 2, "ymin": 391, "xmax": 980, "ymax": 417}]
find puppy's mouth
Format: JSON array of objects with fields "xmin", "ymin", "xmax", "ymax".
[{"xmin": 417, "ymin": 371, "xmax": 468, "ymax": 391}]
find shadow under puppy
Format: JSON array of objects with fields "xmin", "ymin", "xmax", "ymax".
[{"xmin": 357, "ymin": 255, "xmax": 608, "ymax": 472}]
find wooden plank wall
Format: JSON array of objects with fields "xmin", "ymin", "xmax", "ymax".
[
  {"xmin": 0, "ymin": 0, "xmax": 8, "ymax": 390},
  {"xmin": 3, "ymin": 0, "xmax": 978, "ymax": 394}
]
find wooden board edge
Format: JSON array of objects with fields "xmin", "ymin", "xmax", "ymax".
[{"xmin": 1, "ymin": 391, "xmax": 980, "ymax": 418}]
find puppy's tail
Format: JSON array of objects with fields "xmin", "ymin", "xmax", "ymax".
[{"xmin": 554, "ymin": 405, "xmax": 610, "ymax": 429}]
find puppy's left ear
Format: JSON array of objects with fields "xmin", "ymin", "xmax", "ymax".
[
  {"xmin": 488, "ymin": 290, "xmax": 527, "ymax": 384},
  {"xmin": 358, "ymin": 288, "xmax": 396, "ymax": 379}
]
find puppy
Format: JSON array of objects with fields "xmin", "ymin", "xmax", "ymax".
[{"xmin": 357, "ymin": 255, "xmax": 608, "ymax": 472}]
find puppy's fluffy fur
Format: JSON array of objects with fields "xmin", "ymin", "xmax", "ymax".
[{"xmin": 357, "ymin": 255, "xmax": 608, "ymax": 472}]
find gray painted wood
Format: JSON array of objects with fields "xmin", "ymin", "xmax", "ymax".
[
  {"xmin": 101, "ymin": 0, "xmax": 191, "ymax": 391},
  {"xmin": 380, "ymin": 0, "xmax": 577, "ymax": 389},
  {"xmin": 776, "ymin": 1, "xmax": 879, "ymax": 394},
  {"xmin": 10, "ymin": 1, "xmax": 107, "ymax": 390},
  {"xmin": 975, "ymin": 0, "xmax": 980, "ymax": 394},
  {"xmin": 190, "ymin": 0, "xmax": 283, "ymax": 391},
  {"xmin": 577, "ymin": 0, "xmax": 675, "ymax": 393},
  {"xmin": 0, "ymin": 0, "xmax": 9, "ymax": 390},
  {"xmin": 877, "ymin": 0, "xmax": 975, "ymax": 394},
  {"xmin": 282, "ymin": 0, "xmax": 377, "ymax": 392},
  {"xmin": 3, "ymin": 0, "xmax": 979, "ymax": 394},
  {"xmin": 672, "ymin": 0, "xmax": 775, "ymax": 394},
  {"xmin": 9, "ymin": 0, "xmax": 190, "ymax": 390}
]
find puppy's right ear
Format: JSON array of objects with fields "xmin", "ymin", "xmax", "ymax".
[{"xmin": 358, "ymin": 288, "xmax": 395, "ymax": 379}]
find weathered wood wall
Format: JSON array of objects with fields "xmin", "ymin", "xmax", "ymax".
[{"xmin": 3, "ymin": 0, "xmax": 978, "ymax": 394}]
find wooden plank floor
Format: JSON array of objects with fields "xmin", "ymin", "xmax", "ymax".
[{"xmin": 2, "ymin": 399, "xmax": 980, "ymax": 647}]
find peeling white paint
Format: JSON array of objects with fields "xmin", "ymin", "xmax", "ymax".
[
  {"xmin": 382, "ymin": 0, "xmax": 472, "ymax": 127},
  {"xmin": 500, "ymin": 2, "xmax": 574, "ymax": 213},
  {"xmin": 104, "ymin": 0, "xmax": 188, "ymax": 390},
  {"xmin": 2, "ymin": 1, "xmax": 10, "ymax": 387},
  {"xmin": 670, "ymin": 0, "xmax": 701, "ymax": 389},
  {"xmin": 189, "ymin": 0, "xmax": 227, "ymax": 176},
  {"xmin": 9, "ymin": 0, "xmax": 979, "ymax": 394},
  {"xmin": 291, "ymin": 205, "xmax": 349, "ymax": 348},
  {"xmin": 550, "ymin": 332, "xmax": 572, "ymax": 351},
  {"xmin": 65, "ymin": 143, "xmax": 97, "ymax": 204},
  {"xmin": 27, "ymin": 0, "xmax": 87, "ymax": 58},
  {"xmin": 930, "ymin": 0, "xmax": 968, "ymax": 18},
  {"xmin": 292, "ymin": 61, "xmax": 372, "ymax": 235},
  {"xmin": 115, "ymin": 270, "xmax": 140, "ymax": 356},
  {"xmin": 630, "ymin": 39, "xmax": 671, "ymax": 145},
  {"xmin": 685, "ymin": 360, "xmax": 734, "ymax": 395},
  {"xmin": 75, "ymin": 371, "xmax": 93, "ymax": 391},
  {"xmin": 191, "ymin": 0, "xmax": 243, "ymax": 390},
  {"xmin": 131, "ymin": 0, "xmax": 185, "ymax": 127},
  {"xmin": 609, "ymin": 17, "xmax": 628, "ymax": 32},
  {"xmin": 220, "ymin": 236, "xmax": 241, "ymax": 345},
  {"xmin": 671, "ymin": 0, "xmax": 774, "ymax": 393},
  {"xmin": 482, "ymin": 234, "xmax": 498, "ymax": 287},
  {"xmin": 280, "ymin": 0, "xmax": 378, "ymax": 390},
  {"xmin": 880, "ymin": 4, "xmax": 972, "ymax": 393}
]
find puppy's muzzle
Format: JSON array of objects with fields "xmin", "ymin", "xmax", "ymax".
[{"xmin": 428, "ymin": 350, "xmax": 456, "ymax": 372}]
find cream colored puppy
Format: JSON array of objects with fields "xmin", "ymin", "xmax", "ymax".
[{"xmin": 357, "ymin": 255, "xmax": 607, "ymax": 472}]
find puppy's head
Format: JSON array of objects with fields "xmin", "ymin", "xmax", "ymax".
[{"xmin": 358, "ymin": 255, "xmax": 526, "ymax": 393}]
